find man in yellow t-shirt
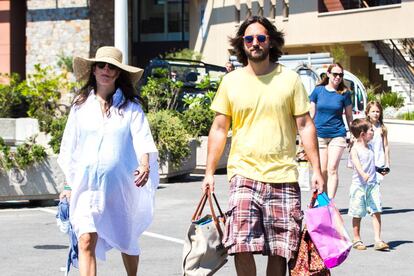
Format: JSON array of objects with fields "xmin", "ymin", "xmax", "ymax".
[{"xmin": 202, "ymin": 16, "xmax": 324, "ymax": 275}]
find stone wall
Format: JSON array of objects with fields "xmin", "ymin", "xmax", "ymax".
[{"xmin": 26, "ymin": 0, "xmax": 90, "ymax": 73}]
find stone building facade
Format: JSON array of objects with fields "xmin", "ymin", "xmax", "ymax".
[{"xmin": 26, "ymin": 0, "xmax": 115, "ymax": 74}]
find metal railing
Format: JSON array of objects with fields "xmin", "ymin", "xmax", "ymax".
[
  {"xmin": 319, "ymin": 0, "xmax": 401, "ymax": 13},
  {"xmin": 373, "ymin": 40, "xmax": 414, "ymax": 101},
  {"xmin": 401, "ymin": 38, "xmax": 414, "ymax": 67}
]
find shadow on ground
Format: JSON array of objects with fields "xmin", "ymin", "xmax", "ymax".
[
  {"xmin": 365, "ymin": 240, "xmax": 413, "ymax": 250},
  {"xmin": 34, "ymin": 244, "xmax": 69, "ymax": 250},
  {"xmin": 339, "ymin": 206, "xmax": 414, "ymax": 215}
]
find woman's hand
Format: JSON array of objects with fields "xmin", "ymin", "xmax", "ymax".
[
  {"xmin": 134, "ymin": 164, "xmax": 150, "ymax": 187},
  {"xmin": 362, "ymin": 172, "xmax": 370, "ymax": 182},
  {"xmin": 59, "ymin": 190, "xmax": 72, "ymax": 201}
]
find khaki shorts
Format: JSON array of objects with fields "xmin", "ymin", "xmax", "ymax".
[{"xmin": 317, "ymin": 136, "xmax": 347, "ymax": 149}]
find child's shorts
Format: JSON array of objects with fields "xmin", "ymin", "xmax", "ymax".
[{"xmin": 348, "ymin": 183, "xmax": 382, "ymax": 218}]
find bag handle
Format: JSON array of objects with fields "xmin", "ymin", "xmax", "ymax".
[
  {"xmin": 191, "ymin": 192, "xmax": 208, "ymax": 221},
  {"xmin": 309, "ymin": 191, "xmax": 318, "ymax": 208},
  {"xmin": 191, "ymin": 189, "xmax": 225, "ymax": 222},
  {"xmin": 206, "ymin": 189, "xmax": 226, "ymax": 238}
]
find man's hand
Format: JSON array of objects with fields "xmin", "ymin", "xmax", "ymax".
[
  {"xmin": 311, "ymin": 171, "xmax": 324, "ymax": 194},
  {"xmin": 202, "ymin": 174, "xmax": 215, "ymax": 193}
]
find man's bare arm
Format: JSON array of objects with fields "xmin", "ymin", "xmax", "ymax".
[
  {"xmin": 202, "ymin": 113, "xmax": 231, "ymax": 192},
  {"xmin": 295, "ymin": 113, "xmax": 324, "ymax": 192}
]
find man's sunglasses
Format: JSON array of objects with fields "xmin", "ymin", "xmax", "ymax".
[
  {"xmin": 331, "ymin": 72, "xmax": 344, "ymax": 78},
  {"xmin": 95, "ymin": 62, "xmax": 118, "ymax": 70},
  {"xmin": 243, "ymin": 34, "xmax": 268, "ymax": 44}
]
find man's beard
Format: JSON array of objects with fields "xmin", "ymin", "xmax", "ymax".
[{"xmin": 244, "ymin": 46, "xmax": 269, "ymax": 63}]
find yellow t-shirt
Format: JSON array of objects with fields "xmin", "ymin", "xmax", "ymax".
[{"xmin": 211, "ymin": 64, "xmax": 310, "ymax": 183}]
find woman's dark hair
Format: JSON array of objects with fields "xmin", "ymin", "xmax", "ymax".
[
  {"xmin": 229, "ymin": 16, "xmax": 285, "ymax": 66},
  {"xmin": 73, "ymin": 65, "xmax": 146, "ymax": 116},
  {"xmin": 317, "ymin": 63, "xmax": 348, "ymax": 94}
]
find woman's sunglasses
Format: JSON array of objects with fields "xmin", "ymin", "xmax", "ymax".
[
  {"xmin": 243, "ymin": 34, "xmax": 268, "ymax": 44},
  {"xmin": 331, "ymin": 72, "xmax": 344, "ymax": 78},
  {"xmin": 95, "ymin": 62, "xmax": 118, "ymax": 70}
]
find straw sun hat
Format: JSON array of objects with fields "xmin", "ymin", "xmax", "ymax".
[{"xmin": 73, "ymin": 46, "xmax": 144, "ymax": 86}]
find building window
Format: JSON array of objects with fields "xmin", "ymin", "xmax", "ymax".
[{"xmin": 139, "ymin": 0, "xmax": 189, "ymax": 42}]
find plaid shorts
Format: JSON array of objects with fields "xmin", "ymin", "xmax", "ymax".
[{"xmin": 223, "ymin": 175, "xmax": 303, "ymax": 260}]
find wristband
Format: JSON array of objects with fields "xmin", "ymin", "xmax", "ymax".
[{"xmin": 64, "ymin": 185, "xmax": 72, "ymax": 191}]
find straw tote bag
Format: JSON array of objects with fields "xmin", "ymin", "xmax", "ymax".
[{"xmin": 182, "ymin": 190, "xmax": 228, "ymax": 276}]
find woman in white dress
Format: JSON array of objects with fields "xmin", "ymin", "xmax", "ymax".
[{"xmin": 58, "ymin": 46, "xmax": 159, "ymax": 276}]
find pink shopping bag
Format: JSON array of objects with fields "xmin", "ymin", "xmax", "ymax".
[{"xmin": 304, "ymin": 192, "xmax": 352, "ymax": 269}]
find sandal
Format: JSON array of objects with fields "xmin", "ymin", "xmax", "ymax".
[
  {"xmin": 374, "ymin": 241, "xmax": 390, "ymax": 251},
  {"xmin": 352, "ymin": 240, "xmax": 367, "ymax": 250}
]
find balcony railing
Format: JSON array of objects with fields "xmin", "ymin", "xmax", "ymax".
[{"xmin": 319, "ymin": 0, "xmax": 401, "ymax": 13}]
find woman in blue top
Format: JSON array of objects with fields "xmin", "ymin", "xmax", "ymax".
[{"xmin": 309, "ymin": 63, "xmax": 353, "ymax": 199}]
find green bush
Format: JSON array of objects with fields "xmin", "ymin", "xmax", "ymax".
[
  {"xmin": 367, "ymin": 91, "xmax": 405, "ymax": 109},
  {"xmin": 18, "ymin": 64, "xmax": 74, "ymax": 132},
  {"xmin": 147, "ymin": 110, "xmax": 191, "ymax": 168},
  {"xmin": 141, "ymin": 75, "xmax": 183, "ymax": 113},
  {"xmin": 379, "ymin": 91, "xmax": 405, "ymax": 109},
  {"xmin": 0, "ymin": 137, "xmax": 47, "ymax": 171},
  {"xmin": 181, "ymin": 105, "xmax": 215, "ymax": 138},
  {"xmin": 398, "ymin": 112, "xmax": 414, "ymax": 120},
  {"xmin": 57, "ymin": 53, "xmax": 73, "ymax": 72},
  {"xmin": 48, "ymin": 115, "xmax": 68, "ymax": 154},
  {"xmin": 181, "ymin": 90, "xmax": 216, "ymax": 138},
  {"xmin": 0, "ymin": 73, "xmax": 28, "ymax": 118}
]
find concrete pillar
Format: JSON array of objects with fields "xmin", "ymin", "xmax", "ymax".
[{"xmin": 114, "ymin": 0, "xmax": 128, "ymax": 63}]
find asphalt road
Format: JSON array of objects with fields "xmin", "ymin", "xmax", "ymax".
[{"xmin": 0, "ymin": 142, "xmax": 413, "ymax": 276}]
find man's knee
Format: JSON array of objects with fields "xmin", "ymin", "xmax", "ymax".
[{"xmin": 235, "ymin": 252, "xmax": 254, "ymax": 263}]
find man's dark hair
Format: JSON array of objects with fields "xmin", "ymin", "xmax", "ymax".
[{"xmin": 229, "ymin": 16, "xmax": 285, "ymax": 66}]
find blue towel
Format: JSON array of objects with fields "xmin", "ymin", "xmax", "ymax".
[{"xmin": 56, "ymin": 198, "xmax": 79, "ymax": 275}]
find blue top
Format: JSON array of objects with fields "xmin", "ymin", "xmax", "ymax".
[{"xmin": 309, "ymin": 86, "xmax": 352, "ymax": 138}]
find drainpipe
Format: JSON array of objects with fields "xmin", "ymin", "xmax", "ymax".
[{"xmin": 115, "ymin": 0, "xmax": 128, "ymax": 63}]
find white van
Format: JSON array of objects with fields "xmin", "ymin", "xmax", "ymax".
[{"xmin": 278, "ymin": 53, "xmax": 367, "ymax": 120}]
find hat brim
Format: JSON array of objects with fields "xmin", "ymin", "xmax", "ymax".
[{"xmin": 73, "ymin": 56, "xmax": 144, "ymax": 86}]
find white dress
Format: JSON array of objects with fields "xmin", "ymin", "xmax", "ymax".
[{"xmin": 57, "ymin": 89, "xmax": 159, "ymax": 260}]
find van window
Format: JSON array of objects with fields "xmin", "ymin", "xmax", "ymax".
[
  {"xmin": 355, "ymin": 86, "xmax": 365, "ymax": 112},
  {"xmin": 343, "ymin": 78, "xmax": 356, "ymax": 109}
]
